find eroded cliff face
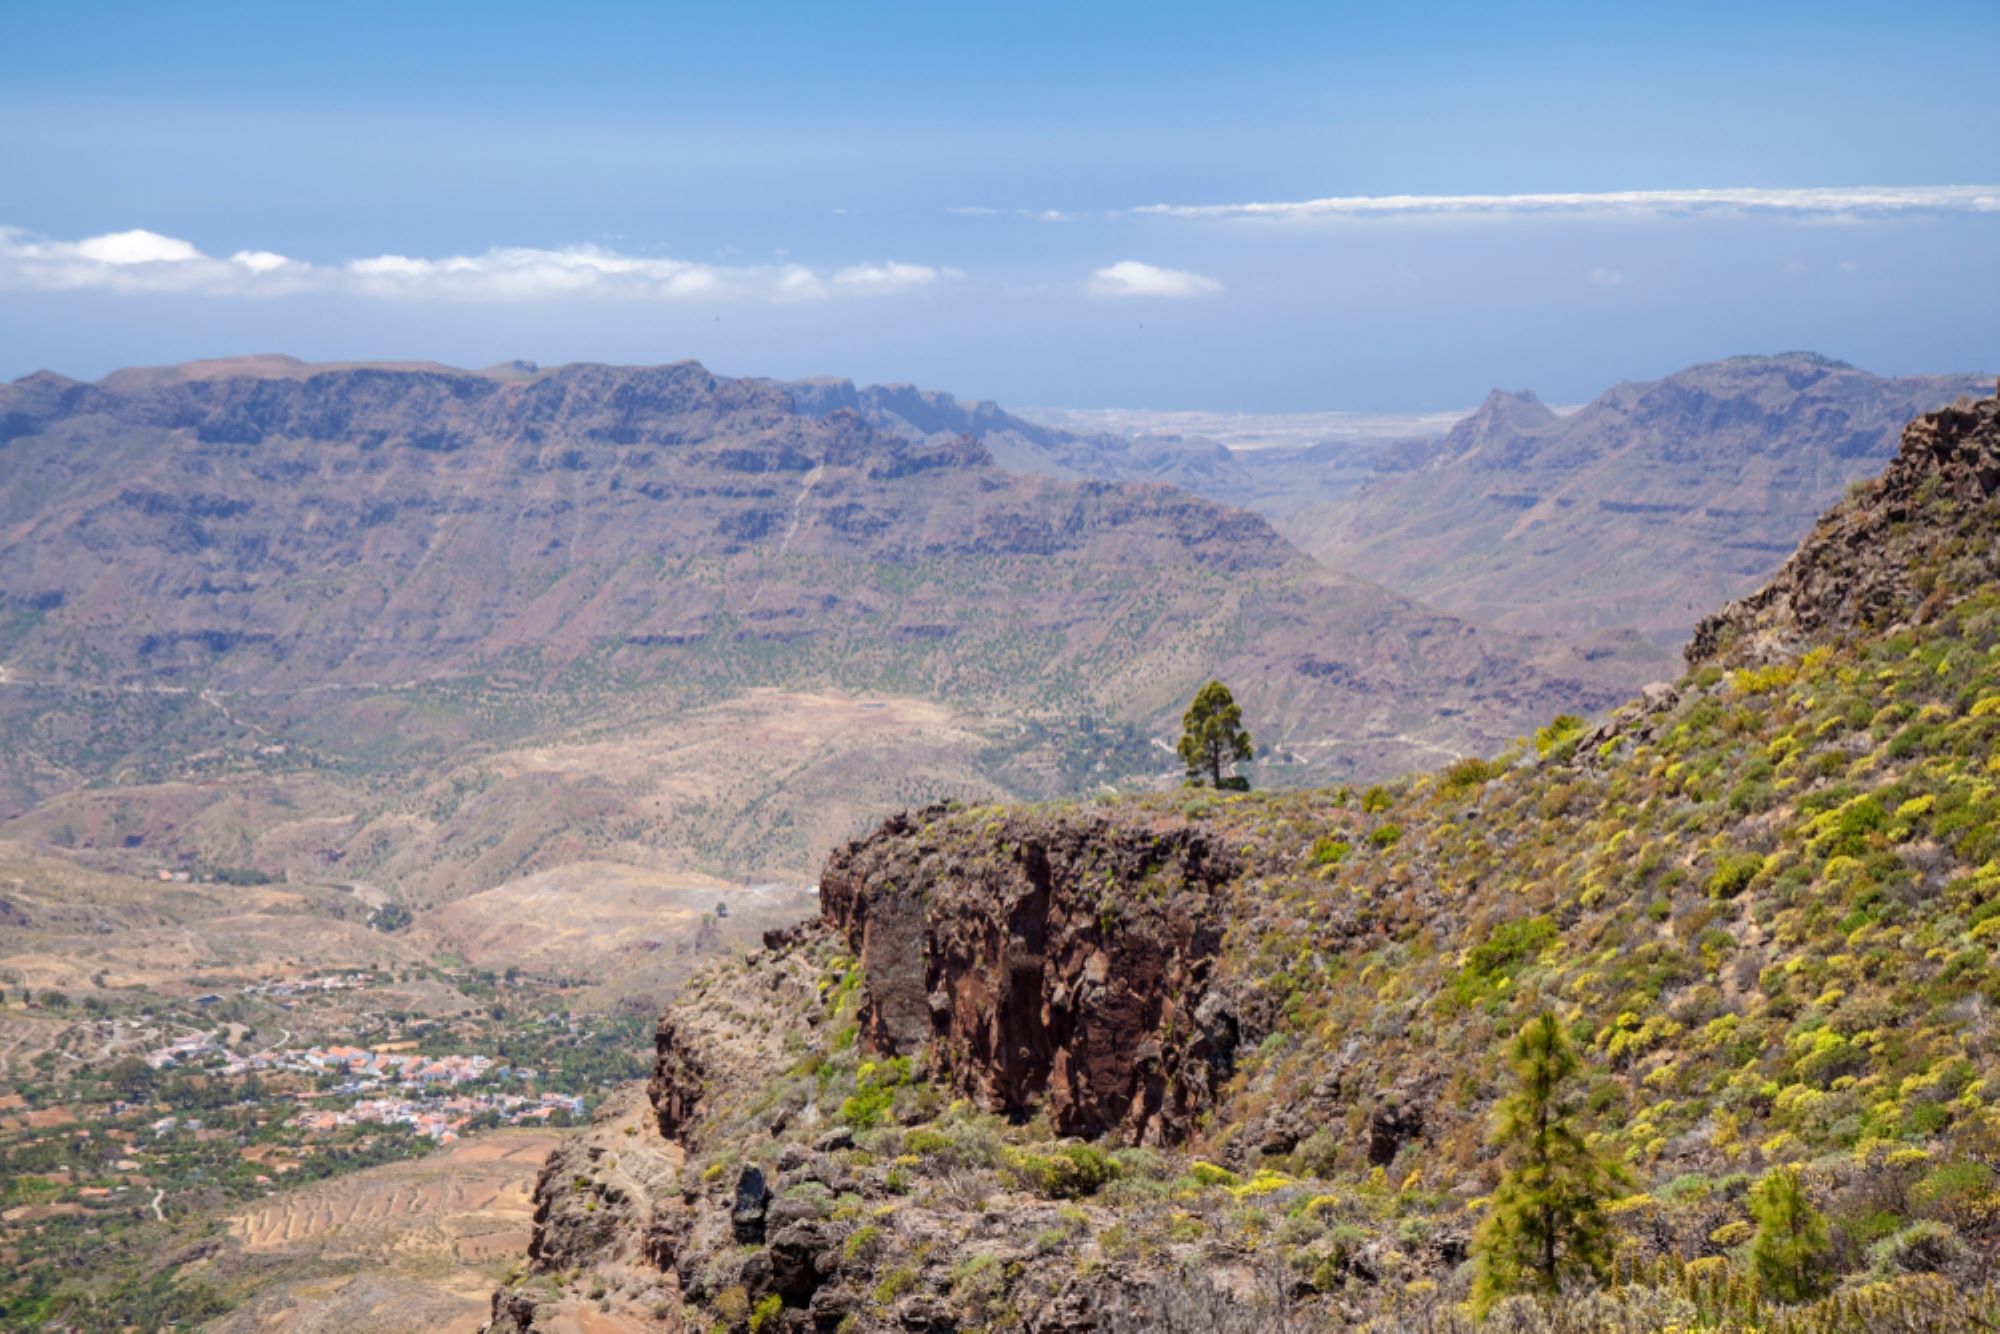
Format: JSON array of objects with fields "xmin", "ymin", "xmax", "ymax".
[
  {"xmin": 491, "ymin": 808, "xmax": 1287, "ymax": 1332},
  {"xmin": 817, "ymin": 803, "xmax": 1246, "ymax": 1144}
]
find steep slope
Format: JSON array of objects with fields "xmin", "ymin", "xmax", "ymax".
[
  {"xmin": 1293, "ymin": 355, "xmax": 1990, "ymax": 644},
  {"xmin": 0, "ymin": 357, "xmax": 1645, "ymax": 888},
  {"xmin": 499, "ymin": 388, "xmax": 2000, "ymax": 1330}
]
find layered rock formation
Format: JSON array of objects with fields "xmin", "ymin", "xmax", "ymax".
[{"xmin": 0, "ymin": 355, "xmax": 1650, "ymax": 826}]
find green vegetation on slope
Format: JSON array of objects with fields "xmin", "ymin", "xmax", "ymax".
[{"xmin": 504, "ymin": 565, "xmax": 2000, "ymax": 1329}]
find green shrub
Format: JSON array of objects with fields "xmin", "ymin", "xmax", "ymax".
[
  {"xmin": 1309, "ymin": 836, "xmax": 1352, "ymax": 866},
  {"xmin": 840, "ymin": 1056, "xmax": 915, "ymax": 1130},
  {"xmin": 1911, "ymin": 1160, "xmax": 1992, "ymax": 1219},
  {"xmin": 1535, "ymin": 714, "xmax": 1586, "ymax": 757},
  {"xmin": 1814, "ymin": 796, "xmax": 1889, "ymax": 858},
  {"xmin": 903, "ymin": 1128, "xmax": 953, "ymax": 1157},
  {"xmin": 1442, "ymin": 755, "xmax": 1499, "ymax": 793},
  {"xmin": 872, "ymin": 1265, "xmax": 919, "ymax": 1303},
  {"xmin": 1186, "ymin": 1160, "xmax": 1240, "ymax": 1187},
  {"xmin": 1004, "ymin": 1143, "xmax": 1120, "ymax": 1199},
  {"xmin": 1446, "ymin": 915, "xmax": 1558, "ymax": 1011},
  {"xmin": 1868, "ymin": 1220, "xmax": 1967, "ymax": 1277},
  {"xmin": 1465, "ymin": 916, "xmax": 1557, "ymax": 979},
  {"xmin": 1706, "ymin": 851, "xmax": 1766, "ymax": 899}
]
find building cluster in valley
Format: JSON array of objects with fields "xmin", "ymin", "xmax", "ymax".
[
  {"xmin": 146, "ymin": 1035, "xmax": 538, "ymax": 1087},
  {"xmin": 294, "ymin": 1090, "xmax": 587, "ymax": 1143}
]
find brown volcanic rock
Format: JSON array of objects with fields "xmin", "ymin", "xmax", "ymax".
[
  {"xmin": 647, "ymin": 1009, "xmax": 708, "ymax": 1142},
  {"xmin": 1688, "ymin": 385, "xmax": 2000, "ymax": 666},
  {"xmin": 819, "ymin": 802, "xmax": 1244, "ymax": 1143}
]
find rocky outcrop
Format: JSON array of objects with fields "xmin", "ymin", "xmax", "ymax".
[
  {"xmin": 818, "ymin": 803, "xmax": 1245, "ymax": 1143},
  {"xmin": 647, "ymin": 1010, "xmax": 707, "ymax": 1141},
  {"xmin": 496, "ymin": 932, "xmax": 836, "ymax": 1332},
  {"xmin": 1689, "ymin": 386, "xmax": 2000, "ymax": 666}
]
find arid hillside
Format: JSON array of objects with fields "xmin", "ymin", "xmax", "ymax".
[{"xmin": 0, "ymin": 356, "xmax": 1652, "ymax": 892}]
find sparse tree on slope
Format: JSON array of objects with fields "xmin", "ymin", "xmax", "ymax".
[
  {"xmin": 1473, "ymin": 1010, "xmax": 1625, "ymax": 1314},
  {"xmin": 1749, "ymin": 1166, "xmax": 1832, "ymax": 1302},
  {"xmin": 1177, "ymin": 680, "xmax": 1254, "ymax": 789}
]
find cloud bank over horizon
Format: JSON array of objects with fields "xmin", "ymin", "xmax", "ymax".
[
  {"xmin": 0, "ymin": 227, "xmax": 955, "ymax": 303},
  {"xmin": 1136, "ymin": 184, "xmax": 2000, "ymax": 222}
]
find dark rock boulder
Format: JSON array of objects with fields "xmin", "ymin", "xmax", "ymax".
[{"xmin": 731, "ymin": 1165, "xmax": 771, "ymax": 1244}]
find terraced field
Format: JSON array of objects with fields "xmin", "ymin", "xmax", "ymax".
[{"xmin": 214, "ymin": 1129, "xmax": 563, "ymax": 1332}]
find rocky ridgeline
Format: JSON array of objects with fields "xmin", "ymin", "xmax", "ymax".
[{"xmin": 1689, "ymin": 385, "xmax": 2000, "ymax": 666}]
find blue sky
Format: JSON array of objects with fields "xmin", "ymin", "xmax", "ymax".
[{"xmin": 2, "ymin": 1, "xmax": 1995, "ymax": 409}]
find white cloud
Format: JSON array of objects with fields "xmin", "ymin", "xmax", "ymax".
[
  {"xmin": 830, "ymin": 261, "xmax": 953, "ymax": 293},
  {"xmin": 74, "ymin": 229, "xmax": 203, "ymax": 264},
  {"xmin": 1087, "ymin": 260, "xmax": 1223, "ymax": 298},
  {"xmin": 229, "ymin": 249, "xmax": 295, "ymax": 273},
  {"xmin": 0, "ymin": 226, "xmax": 952, "ymax": 303},
  {"xmin": 1135, "ymin": 184, "xmax": 2000, "ymax": 222},
  {"xmin": 340, "ymin": 245, "xmax": 817, "ymax": 302},
  {"xmin": 0, "ymin": 227, "xmax": 314, "ymax": 296},
  {"xmin": 1587, "ymin": 267, "xmax": 1626, "ymax": 287}
]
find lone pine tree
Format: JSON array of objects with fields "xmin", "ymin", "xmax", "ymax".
[
  {"xmin": 1177, "ymin": 680, "xmax": 1254, "ymax": 789},
  {"xmin": 1473, "ymin": 1011, "xmax": 1625, "ymax": 1313},
  {"xmin": 1749, "ymin": 1166, "xmax": 1832, "ymax": 1303}
]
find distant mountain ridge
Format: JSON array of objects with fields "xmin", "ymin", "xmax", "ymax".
[
  {"xmin": 1287, "ymin": 353, "xmax": 1993, "ymax": 643},
  {"xmin": 766, "ymin": 355, "xmax": 1990, "ymax": 651},
  {"xmin": 1431, "ymin": 386, "xmax": 1559, "ymax": 467},
  {"xmin": 0, "ymin": 357, "xmax": 1649, "ymax": 857}
]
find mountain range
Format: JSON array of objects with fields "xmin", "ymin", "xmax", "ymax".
[
  {"xmin": 0, "ymin": 355, "xmax": 1645, "ymax": 892},
  {"xmin": 1233, "ymin": 355, "xmax": 1989, "ymax": 644},
  {"xmin": 769, "ymin": 354, "xmax": 1990, "ymax": 649}
]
